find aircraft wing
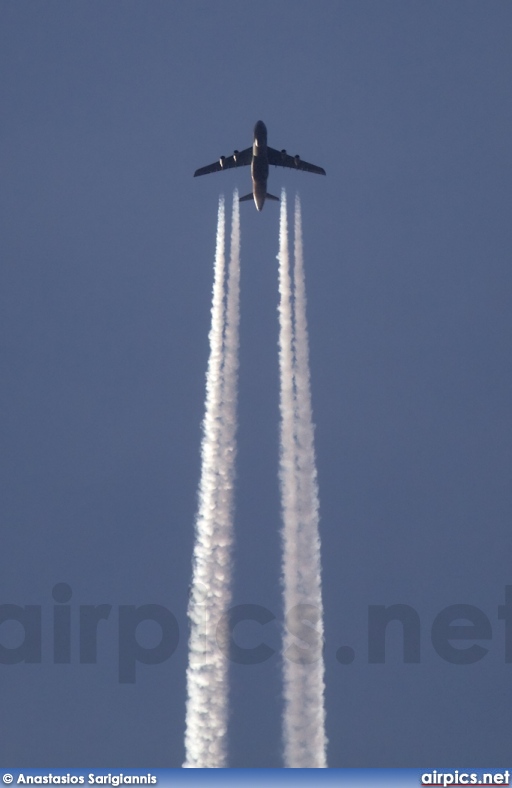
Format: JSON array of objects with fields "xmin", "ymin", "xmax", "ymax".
[
  {"xmin": 194, "ymin": 147, "xmax": 252, "ymax": 177},
  {"xmin": 267, "ymin": 146, "xmax": 326, "ymax": 175}
]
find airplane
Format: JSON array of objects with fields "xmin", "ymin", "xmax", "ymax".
[{"xmin": 194, "ymin": 120, "xmax": 326, "ymax": 211}]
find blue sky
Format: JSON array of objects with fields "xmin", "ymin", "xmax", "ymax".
[{"xmin": 1, "ymin": 0, "xmax": 512, "ymax": 768}]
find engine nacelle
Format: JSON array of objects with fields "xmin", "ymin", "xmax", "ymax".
[
  {"xmin": 294, "ymin": 154, "xmax": 300, "ymax": 166},
  {"xmin": 281, "ymin": 149, "xmax": 287, "ymax": 158},
  {"xmin": 233, "ymin": 149, "xmax": 239, "ymax": 162},
  {"xmin": 219, "ymin": 155, "xmax": 226, "ymax": 168}
]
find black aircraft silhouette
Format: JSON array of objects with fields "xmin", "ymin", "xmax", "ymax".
[{"xmin": 194, "ymin": 120, "xmax": 326, "ymax": 211}]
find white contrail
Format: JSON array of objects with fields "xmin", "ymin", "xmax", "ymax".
[
  {"xmin": 278, "ymin": 188, "xmax": 304, "ymax": 766},
  {"xmin": 183, "ymin": 192, "xmax": 240, "ymax": 768},
  {"xmin": 278, "ymin": 191, "xmax": 327, "ymax": 767},
  {"xmin": 277, "ymin": 191, "xmax": 300, "ymax": 615},
  {"xmin": 290, "ymin": 194, "xmax": 327, "ymax": 765}
]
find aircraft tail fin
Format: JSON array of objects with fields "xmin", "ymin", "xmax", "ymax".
[{"xmin": 239, "ymin": 191, "xmax": 280, "ymax": 206}]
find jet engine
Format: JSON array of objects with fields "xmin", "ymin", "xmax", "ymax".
[
  {"xmin": 294, "ymin": 155, "xmax": 300, "ymax": 166},
  {"xmin": 233, "ymin": 149, "xmax": 239, "ymax": 162},
  {"xmin": 219, "ymin": 155, "xmax": 226, "ymax": 168},
  {"xmin": 281, "ymin": 149, "xmax": 287, "ymax": 159}
]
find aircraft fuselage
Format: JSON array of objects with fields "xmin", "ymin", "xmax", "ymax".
[{"xmin": 251, "ymin": 120, "xmax": 269, "ymax": 211}]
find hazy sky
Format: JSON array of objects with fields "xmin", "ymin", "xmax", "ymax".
[{"xmin": 1, "ymin": 0, "xmax": 512, "ymax": 768}]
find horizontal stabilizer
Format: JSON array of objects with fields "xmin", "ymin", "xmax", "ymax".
[
  {"xmin": 239, "ymin": 192, "xmax": 254, "ymax": 202},
  {"xmin": 266, "ymin": 193, "xmax": 280, "ymax": 202}
]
